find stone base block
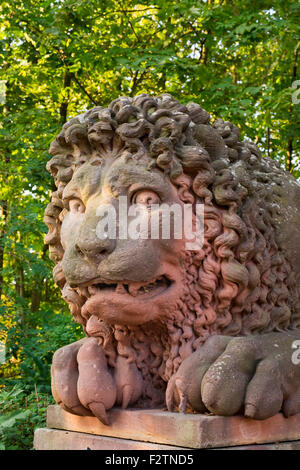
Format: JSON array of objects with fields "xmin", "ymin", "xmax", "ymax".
[
  {"xmin": 33, "ymin": 428, "xmax": 300, "ymax": 450},
  {"xmin": 34, "ymin": 428, "xmax": 185, "ymax": 450},
  {"xmin": 33, "ymin": 405, "xmax": 300, "ymax": 450}
]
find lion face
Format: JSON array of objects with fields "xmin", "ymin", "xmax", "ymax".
[{"xmin": 60, "ymin": 150, "xmax": 187, "ymax": 326}]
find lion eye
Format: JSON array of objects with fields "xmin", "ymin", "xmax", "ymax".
[
  {"xmin": 132, "ymin": 190, "xmax": 161, "ymax": 207},
  {"xmin": 69, "ymin": 199, "xmax": 85, "ymax": 214}
]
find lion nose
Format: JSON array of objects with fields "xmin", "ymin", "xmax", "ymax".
[{"xmin": 75, "ymin": 234, "xmax": 115, "ymax": 261}]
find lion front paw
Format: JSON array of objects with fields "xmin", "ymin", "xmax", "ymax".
[
  {"xmin": 166, "ymin": 333, "xmax": 300, "ymax": 420},
  {"xmin": 51, "ymin": 337, "xmax": 117, "ymax": 425}
]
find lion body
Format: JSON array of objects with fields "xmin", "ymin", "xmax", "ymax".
[{"xmin": 45, "ymin": 94, "xmax": 300, "ymax": 408}]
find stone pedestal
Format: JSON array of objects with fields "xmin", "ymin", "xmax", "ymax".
[{"xmin": 34, "ymin": 405, "xmax": 300, "ymax": 450}]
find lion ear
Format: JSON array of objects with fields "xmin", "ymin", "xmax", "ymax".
[
  {"xmin": 186, "ymin": 102, "xmax": 210, "ymax": 125},
  {"xmin": 193, "ymin": 124, "xmax": 228, "ymax": 161},
  {"xmin": 179, "ymin": 146, "xmax": 210, "ymax": 174}
]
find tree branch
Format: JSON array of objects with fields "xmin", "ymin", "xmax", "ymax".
[{"xmin": 72, "ymin": 74, "xmax": 100, "ymax": 106}]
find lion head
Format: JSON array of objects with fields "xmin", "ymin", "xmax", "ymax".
[{"xmin": 44, "ymin": 93, "xmax": 300, "ymax": 406}]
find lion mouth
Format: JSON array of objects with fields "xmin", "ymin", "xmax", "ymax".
[{"xmin": 74, "ymin": 275, "xmax": 172, "ymax": 300}]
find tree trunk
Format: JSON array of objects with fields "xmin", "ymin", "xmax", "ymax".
[
  {"xmin": 0, "ymin": 200, "xmax": 7, "ymax": 299},
  {"xmin": 31, "ymin": 288, "xmax": 41, "ymax": 312},
  {"xmin": 59, "ymin": 70, "xmax": 72, "ymax": 125}
]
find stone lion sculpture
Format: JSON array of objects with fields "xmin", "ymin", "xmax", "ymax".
[{"xmin": 44, "ymin": 93, "xmax": 300, "ymax": 425}]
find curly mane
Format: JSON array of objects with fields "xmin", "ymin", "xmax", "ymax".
[{"xmin": 44, "ymin": 93, "xmax": 300, "ymax": 395}]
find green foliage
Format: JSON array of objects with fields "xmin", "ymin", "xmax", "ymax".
[
  {"xmin": 0, "ymin": 385, "xmax": 54, "ymax": 450},
  {"xmin": 2, "ymin": 305, "xmax": 84, "ymax": 392},
  {"xmin": 0, "ymin": 0, "xmax": 299, "ymax": 449}
]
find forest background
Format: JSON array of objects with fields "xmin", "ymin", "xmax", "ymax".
[{"xmin": 0, "ymin": 0, "xmax": 299, "ymax": 449}]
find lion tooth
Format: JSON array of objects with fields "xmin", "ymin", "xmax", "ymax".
[
  {"xmin": 116, "ymin": 283, "xmax": 126, "ymax": 294},
  {"xmin": 88, "ymin": 285, "xmax": 98, "ymax": 296},
  {"xmin": 128, "ymin": 284, "xmax": 139, "ymax": 297},
  {"xmin": 78, "ymin": 287, "xmax": 89, "ymax": 298}
]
